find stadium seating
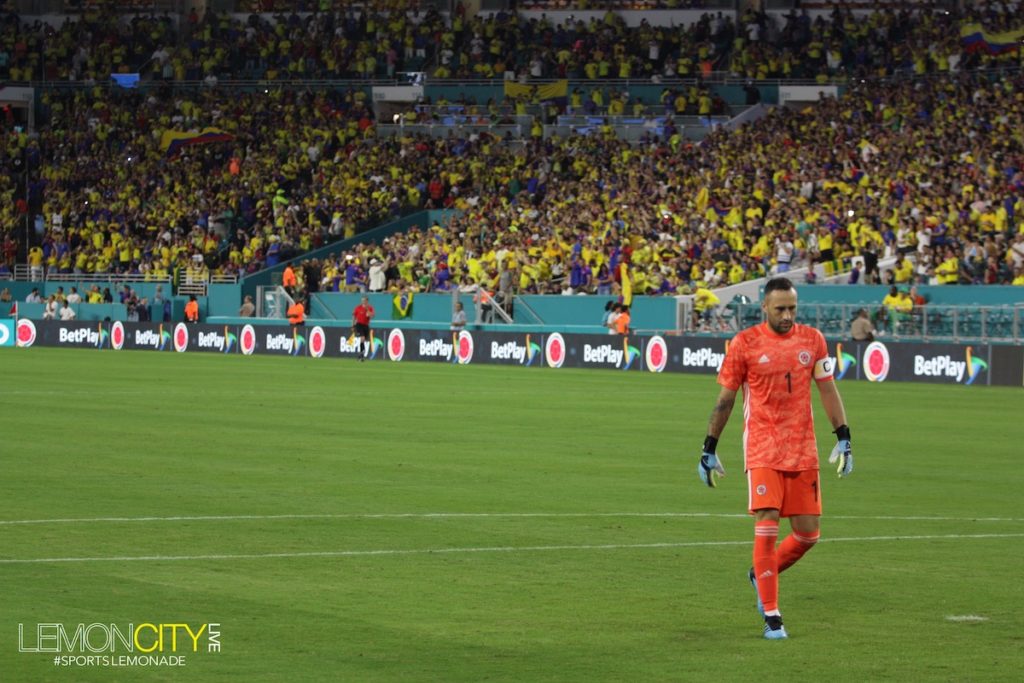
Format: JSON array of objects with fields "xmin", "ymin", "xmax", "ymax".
[
  {"xmin": 2, "ymin": 2, "xmax": 1018, "ymax": 85},
  {"xmin": 2, "ymin": 4, "xmax": 1023, "ymax": 310}
]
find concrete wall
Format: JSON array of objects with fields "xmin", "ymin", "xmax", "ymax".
[
  {"xmin": 515, "ymin": 9, "xmax": 729, "ymax": 29},
  {"xmin": 423, "ymin": 83, "xmax": 777, "ymax": 107},
  {"xmin": 308, "ymin": 292, "xmax": 680, "ymax": 332}
]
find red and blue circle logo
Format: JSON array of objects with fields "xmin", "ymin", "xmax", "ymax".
[
  {"xmin": 16, "ymin": 319, "xmax": 36, "ymax": 347},
  {"xmin": 173, "ymin": 323, "xmax": 189, "ymax": 353},
  {"xmin": 645, "ymin": 335, "xmax": 668, "ymax": 373},
  {"xmin": 457, "ymin": 331, "xmax": 474, "ymax": 365},
  {"xmin": 240, "ymin": 324, "xmax": 256, "ymax": 356},
  {"xmin": 309, "ymin": 326, "xmax": 326, "ymax": 358},
  {"xmin": 111, "ymin": 321, "xmax": 125, "ymax": 351},
  {"xmin": 863, "ymin": 341, "xmax": 890, "ymax": 382},
  {"xmin": 545, "ymin": 333, "xmax": 565, "ymax": 369},
  {"xmin": 388, "ymin": 329, "xmax": 405, "ymax": 361}
]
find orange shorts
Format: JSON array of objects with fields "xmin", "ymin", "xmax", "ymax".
[{"xmin": 747, "ymin": 468, "xmax": 821, "ymax": 517}]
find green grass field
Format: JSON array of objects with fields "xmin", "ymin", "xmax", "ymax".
[{"xmin": 1, "ymin": 348, "xmax": 1022, "ymax": 682}]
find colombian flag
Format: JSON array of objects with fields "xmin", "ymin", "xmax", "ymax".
[
  {"xmin": 160, "ymin": 127, "xmax": 235, "ymax": 158},
  {"xmin": 961, "ymin": 23, "xmax": 1024, "ymax": 56}
]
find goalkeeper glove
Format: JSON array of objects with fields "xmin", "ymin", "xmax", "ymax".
[
  {"xmin": 698, "ymin": 436, "xmax": 725, "ymax": 488},
  {"xmin": 828, "ymin": 425, "xmax": 853, "ymax": 478}
]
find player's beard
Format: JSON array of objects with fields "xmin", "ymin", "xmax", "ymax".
[{"xmin": 768, "ymin": 319, "xmax": 793, "ymax": 335}]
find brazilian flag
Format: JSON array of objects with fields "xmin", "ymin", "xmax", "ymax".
[{"xmin": 393, "ymin": 291, "xmax": 414, "ymax": 319}]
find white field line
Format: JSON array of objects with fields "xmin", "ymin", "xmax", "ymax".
[
  {"xmin": 0, "ymin": 533, "xmax": 1022, "ymax": 565},
  {"xmin": 0, "ymin": 512, "xmax": 1022, "ymax": 526},
  {"xmin": 945, "ymin": 615, "xmax": 990, "ymax": 623}
]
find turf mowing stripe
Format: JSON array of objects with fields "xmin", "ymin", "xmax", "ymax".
[
  {"xmin": 1, "ymin": 533, "xmax": 1022, "ymax": 565},
  {"xmin": 0, "ymin": 512, "xmax": 1021, "ymax": 526}
]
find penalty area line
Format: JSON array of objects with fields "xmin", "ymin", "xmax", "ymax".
[{"xmin": 1, "ymin": 533, "xmax": 1022, "ymax": 565}]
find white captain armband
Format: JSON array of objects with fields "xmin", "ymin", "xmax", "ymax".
[{"xmin": 813, "ymin": 356, "xmax": 835, "ymax": 380}]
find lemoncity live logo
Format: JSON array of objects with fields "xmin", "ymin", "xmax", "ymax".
[{"xmin": 18, "ymin": 622, "xmax": 221, "ymax": 669}]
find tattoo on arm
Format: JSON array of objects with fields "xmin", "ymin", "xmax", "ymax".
[{"xmin": 707, "ymin": 394, "xmax": 736, "ymax": 438}]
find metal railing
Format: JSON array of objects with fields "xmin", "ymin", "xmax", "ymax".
[
  {"xmin": 720, "ymin": 303, "xmax": 1024, "ymax": 344},
  {"xmin": 257, "ymin": 285, "xmax": 293, "ymax": 319},
  {"xmin": 397, "ymin": 106, "xmax": 743, "ymax": 122},
  {"xmin": 543, "ymin": 122, "xmax": 710, "ymax": 141},
  {"xmin": 177, "ymin": 282, "xmax": 207, "ymax": 297},
  {"xmin": 554, "ymin": 113, "xmax": 735, "ymax": 126},
  {"xmin": 11, "ymin": 264, "xmax": 238, "ymax": 285},
  {"xmin": 13, "ymin": 265, "xmax": 174, "ymax": 285},
  {"xmin": 378, "ymin": 123, "xmax": 529, "ymax": 139},
  {"xmin": 511, "ymin": 296, "xmax": 545, "ymax": 326},
  {"xmin": 380, "ymin": 115, "xmax": 729, "ymax": 141},
  {"xmin": 12, "ymin": 64, "xmax": 1019, "ymax": 95}
]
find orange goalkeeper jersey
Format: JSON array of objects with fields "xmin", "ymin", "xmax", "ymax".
[{"xmin": 717, "ymin": 322, "xmax": 833, "ymax": 472}]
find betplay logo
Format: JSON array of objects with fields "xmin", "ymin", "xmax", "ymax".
[{"xmin": 680, "ymin": 346, "xmax": 725, "ymax": 370}]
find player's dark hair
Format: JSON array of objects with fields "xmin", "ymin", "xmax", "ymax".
[{"xmin": 764, "ymin": 277, "xmax": 795, "ymax": 295}]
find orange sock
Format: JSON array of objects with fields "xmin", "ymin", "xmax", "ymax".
[
  {"xmin": 777, "ymin": 530, "xmax": 820, "ymax": 573},
  {"xmin": 753, "ymin": 520, "xmax": 779, "ymax": 613}
]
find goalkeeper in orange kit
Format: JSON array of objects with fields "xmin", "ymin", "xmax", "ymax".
[{"xmin": 697, "ymin": 278, "xmax": 853, "ymax": 640}]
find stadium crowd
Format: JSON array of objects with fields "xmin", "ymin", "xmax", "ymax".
[
  {"xmin": 1, "ymin": 3, "xmax": 1023, "ymax": 299},
  {"xmin": 289, "ymin": 68, "xmax": 1024, "ymax": 300},
  {"xmin": 4, "ymin": 65, "xmax": 1024, "ymax": 296},
  {"xmin": 3, "ymin": 84, "xmax": 392, "ymax": 283},
  {"xmin": 0, "ymin": 2, "xmax": 1020, "ymax": 86}
]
